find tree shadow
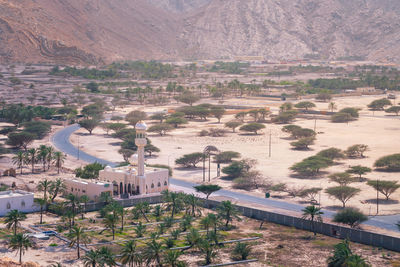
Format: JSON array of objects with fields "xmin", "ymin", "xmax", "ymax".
[
  {"xmin": 365, "ymin": 198, "xmax": 399, "ymax": 205},
  {"xmin": 289, "ymin": 172, "xmax": 327, "ymax": 180},
  {"xmin": 109, "ymin": 142, "xmax": 122, "ymax": 146},
  {"xmin": 324, "ymin": 205, "xmax": 345, "ymax": 211},
  {"xmin": 290, "ymin": 147, "xmax": 314, "ymax": 151}
]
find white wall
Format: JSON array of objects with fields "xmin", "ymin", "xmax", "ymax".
[{"xmin": 0, "ymin": 190, "xmax": 38, "ymax": 216}]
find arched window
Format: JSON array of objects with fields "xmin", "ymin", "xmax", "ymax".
[
  {"xmin": 164, "ymin": 181, "xmax": 168, "ymax": 186},
  {"xmin": 21, "ymin": 201, "xmax": 25, "ymax": 207},
  {"xmin": 151, "ymin": 183, "xmax": 154, "ymax": 188},
  {"xmin": 6, "ymin": 202, "xmax": 11, "ymax": 209},
  {"xmin": 157, "ymin": 182, "xmax": 161, "ymax": 187}
]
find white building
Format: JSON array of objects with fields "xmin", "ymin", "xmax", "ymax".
[
  {"xmin": 63, "ymin": 121, "xmax": 169, "ymax": 200},
  {"xmin": 0, "ymin": 190, "xmax": 36, "ymax": 216}
]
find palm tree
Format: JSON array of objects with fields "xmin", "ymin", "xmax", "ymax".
[
  {"xmin": 200, "ymin": 216, "xmax": 212, "ymax": 235},
  {"xmin": 184, "ymin": 194, "xmax": 202, "ymax": 217},
  {"xmin": 46, "ymin": 146, "xmax": 54, "ymax": 171},
  {"xmin": 133, "ymin": 202, "xmax": 150, "ymax": 222},
  {"xmin": 80, "ymin": 195, "xmax": 90, "ymax": 219},
  {"xmin": 152, "ymin": 205, "xmax": 163, "ymax": 221},
  {"xmin": 163, "ymin": 191, "xmax": 184, "ymax": 219},
  {"xmin": 82, "ymin": 249, "xmax": 102, "ymax": 267},
  {"xmin": 12, "ymin": 152, "xmax": 25, "ymax": 174},
  {"xmin": 35, "ymin": 197, "xmax": 47, "ymax": 224},
  {"xmin": 8, "ymin": 233, "xmax": 32, "ymax": 264},
  {"xmin": 98, "ymin": 246, "xmax": 116, "ymax": 267},
  {"xmin": 329, "ymin": 102, "xmax": 337, "ymax": 112},
  {"xmin": 38, "ymin": 145, "xmax": 49, "ymax": 172},
  {"xmin": 120, "ymin": 240, "xmax": 137, "ymax": 267},
  {"xmin": 180, "ymin": 214, "xmax": 193, "ymax": 232},
  {"xmin": 103, "ymin": 213, "xmax": 119, "ymax": 240},
  {"xmin": 66, "ymin": 194, "xmax": 79, "ymax": 226},
  {"xmin": 164, "ymin": 250, "xmax": 184, "ymax": 267},
  {"xmin": 185, "ymin": 228, "xmax": 201, "ymax": 249},
  {"xmin": 216, "ymin": 201, "xmax": 241, "ymax": 228},
  {"xmin": 53, "ymin": 151, "xmax": 66, "ymax": 174},
  {"xmin": 68, "ymin": 226, "xmax": 91, "ymax": 259},
  {"xmin": 206, "ymin": 213, "xmax": 219, "ymax": 235},
  {"xmin": 134, "ymin": 221, "xmax": 146, "ymax": 238},
  {"xmin": 4, "ymin": 210, "xmax": 27, "ymax": 235},
  {"xmin": 302, "ymin": 205, "xmax": 323, "ymax": 236},
  {"xmin": 232, "ymin": 242, "xmax": 251, "ymax": 260},
  {"xmin": 27, "ymin": 148, "xmax": 37, "ymax": 173},
  {"xmin": 37, "ymin": 178, "xmax": 52, "ymax": 200},
  {"xmin": 144, "ymin": 237, "xmax": 163, "ymax": 267},
  {"xmin": 198, "ymin": 238, "xmax": 217, "ymax": 265},
  {"xmin": 49, "ymin": 178, "xmax": 65, "ymax": 202}
]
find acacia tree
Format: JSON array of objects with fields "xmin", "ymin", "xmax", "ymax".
[
  {"xmin": 367, "ymin": 180, "xmax": 400, "ymax": 200},
  {"xmin": 345, "ymin": 144, "xmax": 369, "ymax": 158},
  {"xmin": 79, "ymin": 119, "xmax": 100, "ymax": 135},
  {"xmin": 175, "ymin": 152, "xmax": 204, "ymax": 168},
  {"xmin": 374, "ymin": 153, "xmax": 400, "ymax": 171},
  {"xmin": 194, "ymin": 184, "xmax": 222, "ymax": 208},
  {"xmin": 333, "ymin": 207, "xmax": 368, "ymax": 228},
  {"xmin": 346, "ymin": 165, "xmax": 371, "ymax": 180},
  {"xmin": 224, "ymin": 121, "xmax": 242, "ymax": 132},
  {"xmin": 367, "ymin": 98, "xmax": 392, "ymax": 110},
  {"xmin": 295, "ymin": 101, "xmax": 316, "ymax": 110},
  {"xmin": 290, "ymin": 156, "xmax": 333, "ymax": 177},
  {"xmin": 325, "ymin": 186, "xmax": 360, "ymax": 208},
  {"xmin": 239, "ymin": 123, "xmax": 265, "ymax": 135},
  {"xmin": 148, "ymin": 123, "xmax": 173, "ymax": 136},
  {"xmin": 125, "ymin": 110, "xmax": 147, "ymax": 128},
  {"xmin": 385, "ymin": 106, "xmax": 400, "ymax": 116},
  {"xmin": 210, "ymin": 106, "xmax": 225, "ymax": 123},
  {"xmin": 328, "ymin": 173, "xmax": 358, "ymax": 186}
]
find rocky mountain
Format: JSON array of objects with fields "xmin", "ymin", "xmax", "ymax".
[{"xmin": 0, "ymin": 0, "xmax": 400, "ymax": 64}]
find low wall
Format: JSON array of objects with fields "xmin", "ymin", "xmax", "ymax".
[
  {"xmin": 49, "ymin": 194, "xmax": 400, "ymax": 252},
  {"xmin": 205, "ymin": 199, "xmax": 400, "ymax": 252}
]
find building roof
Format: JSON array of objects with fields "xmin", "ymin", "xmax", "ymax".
[{"xmin": 0, "ymin": 190, "xmax": 33, "ymax": 199}]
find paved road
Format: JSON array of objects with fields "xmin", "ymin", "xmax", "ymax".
[{"xmin": 51, "ymin": 124, "xmax": 400, "ymax": 232}]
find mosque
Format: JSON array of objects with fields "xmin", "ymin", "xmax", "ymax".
[{"xmin": 63, "ymin": 121, "xmax": 169, "ymax": 201}]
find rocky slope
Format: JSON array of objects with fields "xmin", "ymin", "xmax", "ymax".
[{"xmin": 0, "ymin": 0, "xmax": 400, "ymax": 64}]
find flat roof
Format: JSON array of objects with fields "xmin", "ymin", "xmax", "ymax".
[{"xmin": 0, "ymin": 190, "xmax": 33, "ymax": 198}]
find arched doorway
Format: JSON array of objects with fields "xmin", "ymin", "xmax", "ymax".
[
  {"xmin": 120, "ymin": 182, "xmax": 123, "ymax": 194},
  {"xmin": 128, "ymin": 184, "xmax": 131, "ymax": 195}
]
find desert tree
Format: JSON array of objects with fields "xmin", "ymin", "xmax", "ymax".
[
  {"xmin": 214, "ymin": 151, "xmax": 241, "ymax": 164},
  {"xmin": 325, "ymin": 186, "xmax": 360, "ymax": 208},
  {"xmin": 12, "ymin": 151, "xmax": 25, "ymax": 174},
  {"xmin": 175, "ymin": 152, "xmax": 204, "ymax": 168},
  {"xmin": 295, "ymin": 101, "xmax": 316, "ymax": 110},
  {"xmin": 148, "ymin": 123, "xmax": 173, "ymax": 136},
  {"xmin": 328, "ymin": 102, "xmax": 337, "ymax": 112},
  {"xmin": 194, "ymin": 184, "xmax": 222, "ymax": 208},
  {"xmin": 346, "ymin": 165, "xmax": 371, "ymax": 180},
  {"xmin": 367, "ymin": 98, "xmax": 392, "ymax": 110},
  {"xmin": 333, "ymin": 207, "xmax": 368, "ymax": 228},
  {"xmin": 300, "ymin": 187, "xmax": 322, "ymax": 203},
  {"xmin": 290, "ymin": 156, "xmax": 333, "ymax": 177},
  {"xmin": 302, "ymin": 205, "xmax": 323, "ymax": 236},
  {"xmin": 345, "ymin": 144, "xmax": 369, "ymax": 158},
  {"xmin": 239, "ymin": 123, "xmax": 266, "ymax": 135},
  {"xmin": 150, "ymin": 113, "xmax": 167, "ymax": 123},
  {"xmin": 79, "ymin": 119, "xmax": 100, "ymax": 135},
  {"xmin": 125, "ymin": 110, "xmax": 147, "ymax": 128},
  {"xmin": 385, "ymin": 106, "xmax": 400, "ymax": 116},
  {"xmin": 374, "ymin": 153, "xmax": 400, "ymax": 171},
  {"xmin": 224, "ymin": 120, "xmax": 242, "ymax": 132},
  {"xmin": 367, "ymin": 180, "xmax": 400, "ymax": 200},
  {"xmin": 328, "ymin": 172, "xmax": 358, "ymax": 186},
  {"xmin": 290, "ymin": 136, "xmax": 315, "ymax": 150},
  {"xmin": 210, "ymin": 106, "xmax": 225, "ymax": 123},
  {"xmin": 316, "ymin": 148, "xmax": 345, "ymax": 160}
]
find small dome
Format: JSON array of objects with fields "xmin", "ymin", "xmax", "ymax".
[
  {"xmin": 135, "ymin": 121, "xmax": 147, "ymax": 131},
  {"xmin": 105, "ymin": 166, "xmax": 113, "ymax": 171},
  {"xmin": 129, "ymin": 154, "xmax": 138, "ymax": 164}
]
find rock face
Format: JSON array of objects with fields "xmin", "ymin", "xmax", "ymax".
[{"xmin": 1, "ymin": 0, "xmax": 400, "ymax": 64}]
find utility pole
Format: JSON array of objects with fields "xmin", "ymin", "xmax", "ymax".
[
  {"xmin": 269, "ymin": 130, "xmax": 272, "ymax": 157},
  {"xmin": 77, "ymin": 135, "xmax": 80, "ymax": 160},
  {"xmin": 203, "ymin": 155, "xmax": 205, "ymax": 183},
  {"xmin": 314, "ymin": 116, "xmax": 317, "ymax": 133},
  {"xmin": 376, "ymin": 179, "xmax": 379, "ymax": 215}
]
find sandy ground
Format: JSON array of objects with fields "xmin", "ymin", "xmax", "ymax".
[{"xmin": 67, "ymin": 94, "xmax": 400, "ymax": 215}]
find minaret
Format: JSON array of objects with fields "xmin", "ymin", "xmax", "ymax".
[{"xmin": 135, "ymin": 121, "xmax": 147, "ymax": 177}]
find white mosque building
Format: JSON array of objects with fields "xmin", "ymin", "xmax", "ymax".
[{"xmin": 64, "ymin": 121, "xmax": 169, "ymax": 200}]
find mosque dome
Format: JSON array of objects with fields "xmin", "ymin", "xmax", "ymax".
[
  {"xmin": 135, "ymin": 121, "xmax": 147, "ymax": 131},
  {"xmin": 129, "ymin": 154, "xmax": 139, "ymax": 165},
  {"xmin": 105, "ymin": 166, "xmax": 113, "ymax": 171}
]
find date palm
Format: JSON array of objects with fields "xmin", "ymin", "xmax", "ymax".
[
  {"xmin": 53, "ymin": 151, "xmax": 66, "ymax": 174},
  {"xmin": 68, "ymin": 225, "xmax": 91, "ymax": 259},
  {"xmin": 120, "ymin": 240, "xmax": 138, "ymax": 267},
  {"xmin": 103, "ymin": 213, "xmax": 119, "ymax": 240},
  {"xmin": 37, "ymin": 178, "xmax": 52, "ymax": 200},
  {"xmin": 8, "ymin": 233, "xmax": 32, "ymax": 264},
  {"xmin": 184, "ymin": 194, "xmax": 202, "ymax": 217},
  {"xmin": 27, "ymin": 148, "xmax": 37, "ymax": 173},
  {"xmin": 232, "ymin": 242, "xmax": 251, "ymax": 260},
  {"xmin": 82, "ymin": 249, "xmax": 102, "ymax": 267},
  {"xmin": 49, "ymin": 178, "xmax": 66, "ymax": 202},
  {"xmin": 46, "ymin": 146, "xmax": 54, "ymax": 170},
  {"xmin": 216, "ymin": 201, "xmax": 241, "ymax": 228},
  {"xmin": 152, "ymin": 205, "xmax": 163, "ymax": 221},
  {"xmin": 12, "ymin": 151, "xmax": 25, "ymax": 174},
  {"xmin": 133, "ymin": 202, "xmax": 150, "ymax": 222},
  {"xmin": 4, "ymin": 209, "xmax": 27, "ymax": 235},
  {"xmin": 66, "ymin": 193, "xmax": 79, "ymax": 226},
  {"xmin": 35, "ymin": 197, "xmax": 47, "ymax": 224},
  {"xmin": 164, "ymin": 250, "xmax": 184, "ymax": 267},
  {"xmin": 98, "ymin": 246, "xmax": 116, "ymax": 267},
  {"xmin": 134, "ymin": 221, "xmax": 146, "ymax": 238},
  {"xmin": 198, "ymin": 238, "xmax": 217, "ymax": 265},
  {"xmin": 144, "ymin": 237, "xmax": 163, "ymax": 267},
  {"xmin": 38, "ymin": 145, "xmax": 49, "ymax": 172},
  {"xmin": 80, "ymin": 195, "xmax": 90, "ymax": 219},
  {"xmin": 302, "ymin": 205, "xmax": 323, "ymax": 236}
]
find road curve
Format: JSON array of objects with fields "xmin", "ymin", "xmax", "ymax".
[{"xmin": 51, "ymin": 124, "xmax": 400, "ymax": 232}]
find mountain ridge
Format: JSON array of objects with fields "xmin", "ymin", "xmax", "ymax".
[{"xmin": 0, "ymin": 0, "xmax": 399, "ymax": 64}]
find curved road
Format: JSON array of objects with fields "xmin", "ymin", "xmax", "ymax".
[{"xmin": 51, "ymin": 124, "xmax": 400, "ymax": 232}]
